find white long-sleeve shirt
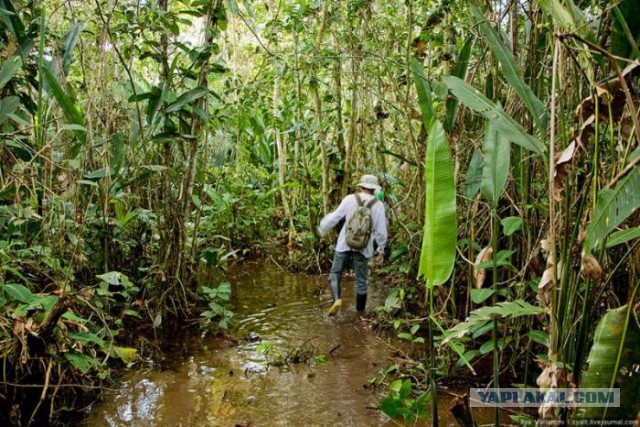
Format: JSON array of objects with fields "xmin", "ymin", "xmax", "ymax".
[{"xmin": 318, "ymin": 192, "xmax": 387, "ymax": 259}]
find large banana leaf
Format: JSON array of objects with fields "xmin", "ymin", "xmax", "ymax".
[
  {"xmin": 583, "ymin": 165, "xmax": 640, "ymax": 254},
  {"xmin": 442, "ymin": 75, "xmax": 545, "ymax": 156},
  {"xmin": 417, "ymin": 118, "xmax": 457, "ymax": 288},
  {"xmin": 575, "ymin": 305, "xmax": 640, "ymax": 421},
  {"xmin": 411, "ymin": 61, "xmax": 457, "ymax": 288},
  {"xmin": 481, "ymin": 120, "xmax": 510, "ymax": 205},
  {"xmin": 470, "ymin": 3, "xmax": 548, "ymax": 132}
]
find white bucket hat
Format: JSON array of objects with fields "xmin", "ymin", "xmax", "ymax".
[{"xmin": 357, "ymin": 174, "xmax": 381, "ymax": 191}]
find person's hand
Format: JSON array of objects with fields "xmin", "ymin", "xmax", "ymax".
[{"xmin": 373, "ymin": 251, "xmax": 384, "ymax": 265}]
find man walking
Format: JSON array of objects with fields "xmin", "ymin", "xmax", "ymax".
[{"xmin": 318, "ymin": 174, "xmax": 387, "ymax": 314}]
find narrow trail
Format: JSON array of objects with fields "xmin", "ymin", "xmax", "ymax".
[{"xmin": 83, "ymin": 262, "xmax": 399, "ymax": 426}]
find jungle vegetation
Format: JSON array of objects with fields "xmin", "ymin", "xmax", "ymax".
[{"xmin": 0, "ymin": 0, "xmax": 639, "ymax": 425}]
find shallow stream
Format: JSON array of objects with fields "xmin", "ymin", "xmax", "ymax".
[{"xmin": 84, "ymin": 262, "xmax": 405, "ymax": 426}]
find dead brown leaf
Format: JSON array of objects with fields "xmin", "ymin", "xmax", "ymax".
[
  {"xmin": 553, "ymin": 141, "xmax": 578, "ymax": 201},
  {"xmin": 473, "ymin": 246, "xmax": 493, "ymax": 289},
  {"xmin": 581, "ymin": 254, "xmax": 603, "ymax": 281}
]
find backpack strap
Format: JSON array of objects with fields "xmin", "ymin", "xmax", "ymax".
[
  {"xmin": 366, "ymin": 197, "xmax": 378, "ymax": 209},
  {"xmin": 354, "ymin": 193, "xmax": 363, "ymax": 206}
]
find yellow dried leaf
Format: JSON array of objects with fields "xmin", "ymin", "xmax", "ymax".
[{"xmin": 113, "ymin": 346, "xmax": 139, "ymax": 364}]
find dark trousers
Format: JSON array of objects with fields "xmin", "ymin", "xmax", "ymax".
[{"xmin": 329, "ymin": 250, "xmax": 369, "ymax": 300}]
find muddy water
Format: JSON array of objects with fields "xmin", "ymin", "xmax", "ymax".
[{"xmin": 84, "ymin": 262, "xmax": 406, "ymax": 426}]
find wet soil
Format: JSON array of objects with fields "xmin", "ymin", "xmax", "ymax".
[{"xmin": 83, "ymin": 262, "xmax": 404, "ymax": 426}]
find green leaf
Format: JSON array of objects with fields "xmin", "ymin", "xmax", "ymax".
[
  {"xmin": 3, "ymin": 283, "xmax": 35, "ymax": 303},
  {"xmin": 444, "ymin": 35, "xmax": 474, "ymax": 133},
  {"xmin": 84, "ymin": 168, "xmax": 110, "ymax": 180},
  {"xmin": 471, "ymin": 288, "xmax": 494, "ymax": 304},
  {"xmin": 470, "ymin": 2, "xmax": 548, "ymax": 131},
  {"xmin": 61, "ymin": 124, "xmax": 86, "ymax": 131},
  {"xmin": 410, "ymin": 58, "xmax": 435, "ymax": 127},
  {"xmin": 397, "ymin": 332, "xmax": 413, "ymax": 341},
  {"xmin": 145, "ymin": 86, "xmax": 163, "ymax": 125},
  {"xmin": 41, "ymin": 65, "xmax": 86, "ymax": 152},
  {"xmin": 479, "ymin": 339, "xmax": 497, "ymax": 354},
  {"xmin": 123, "ymin": 309, "xmax": 142, "ymax": 318},
  {"xmin": 0, "ymin": 55, "xmax": 21, "ymax": 89},
  {"xmin": 109, "ymin": 133, "xmax": 126, "ymax": 177},
  {"xmin": 605, "ymin": 227, "xmax": 640, "ymax": 249},
  {"xmin": 476, "ymin": 249, "xmax": 516, "ymax": 269},
  {"xmin": 62, "ymin": 310, "xmax": 88, "ymax": 323},
  {"xmin": 441, "ymin": 300, "xmax": 547, "ymax": 345},
  {"xmin": 528, "ymin": 330, "xmax": 549, "ymax": 346},
  {"xmin": 96, "ymin": 271, "xmax": 132, "ymax": 288},
  {"xmin": 536, "ymin": 0, "xmax": 597, "ymax": 76},
  {"xmin": 455, "ymin": 350, "xmax": 480, "ymax": 368},
  {"xmin": 538, "ymin": 0, "xmax": 588, "ymax": 36},
  {"xmin": 216, "ymin": 282, "xmax": 232, "ymax": 301},
  {"xmin": 166, "ymin": 87, "xmax": 209, "ymax": 113},
  {"xmin": 611, "ymin": 2, "xmax": 640, "ymax": 59},
  {"xmin": 501, "ymin": 216, "xmax": 523, "ymax": 236},
  {"xmin": 0, "ymin": 96, "xmax": 19, "ymax": 125},
  {"xmin": 576, "ymin": 306, "xmax": 640, "ymax": 421},
  {"xmin": 76, "ymin": 179, "xmax": 98, "ymax": 187},
  {"xmin": 481, "ymin": 120, "xmax": 510, "ymax": 205},
  {"xmin": 225, "ymin": 0, "xmax": 240, "ymax": 16},
  {"xmin": 62, "ymin": 22, "xmax": 83, "ymax": 75},
  {"xmin": 314, "ymin": 354, "xmax": 328, "ymax": 364},
  {"xmin": 479, "ymin": 336, "xmax": 513, "ymax": 354},
  {"xmin": 583, "ymin": 166, "xmax": 640, "ymax": 254},
  {"xmin": 410, "ymin": 324, "xmax": 420, "ymax": 335},
  {"xmin": 463, "ymin": 148, "xmax": 484, "ymax": 199},
  {"xmin": 442, "ymin": 75, "xmax": 545, "ymax": 156},
  {"xmin": 66, "ymin": 352, "xmax": 95, "ymax": 374},
  {"xmin": 385, "ymin": 291, "xmax": 401, "ymax": 310},
  {"xmin": 69, "ymin": 332, "xmax": 105, "ymax": 348},
  {"xmin": 0, "ymin": 0, "xmax": 30, "ymax": 56},
  {"xmin": 380, "ymin": 396, "xmax": 405, "ymax": 419},
  {"xmin": 417, "ymin": 119, "xmax": 457, "ymax": 288}
]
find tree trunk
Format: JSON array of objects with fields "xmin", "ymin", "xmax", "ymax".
[{"xmin": 273, "ymin": 77, "xmax": 296, "ymax": 242}]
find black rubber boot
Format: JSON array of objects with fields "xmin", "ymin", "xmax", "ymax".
[{"xmin": 356, "ymin": 293, "xmax": 367, "ymax": 312}]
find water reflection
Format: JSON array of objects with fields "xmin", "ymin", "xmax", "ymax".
[{"xmin": 84, "ymin": 262, "xmax": 397, "ymax": 426}]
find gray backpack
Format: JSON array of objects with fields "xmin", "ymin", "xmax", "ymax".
[{"xmin": 345, "ymin": 193, "xmax": 377, "ymax": 250}]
